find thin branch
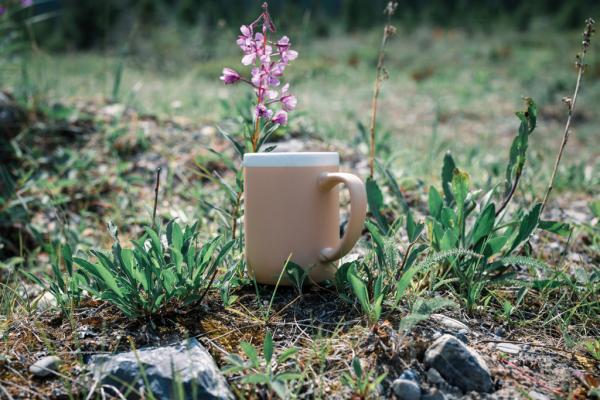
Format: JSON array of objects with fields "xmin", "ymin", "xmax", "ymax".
[
  {"xmin": 541, "ymin": 18, "xmax": 595, "ymax": 213},
  {"xmin": 368, "ymin": 2, "xmax": 397, "ymax": 179},
  {"xmin": 495, "ymin": 168, "xmax": 522, "ymax": 217},
  {"xmin": 152, "ymin": 167, "xmax": 161, "ymax": 230}
]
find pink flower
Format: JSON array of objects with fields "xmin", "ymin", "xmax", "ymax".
[
  {"xmin": 256, "ymin": 104, "xmax": 273, "ymax": 119},
  {"xmin": 272, "ymin": 110, "xmax": 288, "ymax": 125},
  {"xmin": 0, "ymin": 6, "xmax": 6, "ymax": 15},
  {"xmin": 21, "ymin": 0, "xmax": 33, "ymax": 7},
  {"xmin": 281, "ymin": 94, "xmax": 297, "ymax": 111},
  {"xmin": 220, "ymin": 68, "xmax": 241, "ymax": 84},
  {"xmin": 277, "ymin": 36, "xmax": 291, "ymax": 51},
  {"xmin": 220, "ymin": 3, "xmax": 298, "ymax": 124}
]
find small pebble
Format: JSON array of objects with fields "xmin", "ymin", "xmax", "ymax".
[
  {"xmin": 528, "ymin": 390, "xmax": 550, "ymax": 400},
  {"xmin": 392, "ymin": 378, "xmax": 421, "ymax": 400},
  {"xmin": 496, "ymin": 342, "xmax": 521, "ymax": 355},
  {"xmin": 431, "ymin": 314, "xmax": 470, "ymax": 332},
  {"xmin": 400, "ymin": 369, "xmax": 419, "ymax": 382},
  {"xmin": 30, "ymin": 356, "xmax": 60, "ymax": 378}
]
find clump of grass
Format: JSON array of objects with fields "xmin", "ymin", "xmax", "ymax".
[
  {"xmin": 72, "ymin": 221, "xmax": 233, "ymax": 319},
  {"xmin": 223, "ymin": 330, "xmax": 302, "ymax": 398}
]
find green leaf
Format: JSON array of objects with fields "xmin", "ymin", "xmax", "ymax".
[
  {"xmin": 470, "ymin": 203, "xmax": 496, "ymax": 245},
  {"xmin": 352, "ymin": 357, "xmax": 363, "ymax": 378},
  {"xmin": 264, "ymin": 331, "xmax": 273, "ymax": 364},
  {"xmin": 428, "ymin": 186, "xmax": 443, "ymax": 219},
  {"xmin": 348, "ymin": 267, "xmax": 369, "ymax": 314},
  {"xmin": 275, "ymin": 372, "xmax": 302, "ymax": 381},
  {"xmin": 590, "ymin": 200, "xmax": 600, "ymax": 218},
  {"xmin": 241, "ymin": 374, "xmax": 270, "ymax": 384},
  {"xmin": 377, "ymin": 161, "xmax": 409, "ymax": 212},
  {"xmin": 366, "ymin": 177, "xmax": 388, "ymax": 233},
  {"xmin": 509, "ymin": 203, "xmax": 542, "ymax": 252},
  {"xmin": 277, "ymin": 347, "xmax": 299, "ymax": 363},
  {"xmin": 216, "ymin": 125, "xmax": 245, "ymax": 156},
  {"xmin": 284, "ymin": 262, "xmax": 307, "ymax": 293},
  {"xmin": 168, "ymin": 221, "xmax": 183, "ymax": 251},
  {"xmin": 74, "ymin": 257, "xmax": 123, "ymax": 298},
  {"xmin": 440, "ymin": 229, "xmax": 458, "ymax": 251},
  {"xmin": 483, "ymin": 235, "xmax": 509, "ymax": 256},
  {"xmin": 451, "ymin": 168, "xmax": 469, "ymax": 211},
  {"xmin": 365, "ymin": 220, "xmax": 386, "ymax": 267},
  {"xmin": 240, "ymin": 342, "xmax": 259, "ymax": 367},
  {"xmin": 62, "ymin": 245, "xmax": 73, "ymax": 276},
  {"xmin": 407, "ymin": 211, "xmax": 424, "ymax": 242},
  {"xmin": 538, "ymin": 220, "xmax": 571, "ymax": 238},
  {"xmin": 441, "ymin": 152, "xmax": 456, "ymax": 205},
  {"xmin": 270, "ymin": 380, "xmax": 288, "ymax": 399}
]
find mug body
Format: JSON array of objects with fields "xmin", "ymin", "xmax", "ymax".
[{"xmin": 244, "ymin": 152, "xmax": 340, "ymax": 285}]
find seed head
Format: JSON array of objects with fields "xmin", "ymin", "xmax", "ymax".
[
  {"xmin": 384, "ymin": 1, "xmax": 398, "ymax": 17},
  {"xmin": 582, "ymin": 18, "xmax": 595, "ymax": 53}
]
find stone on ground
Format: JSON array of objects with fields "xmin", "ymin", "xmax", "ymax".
[
  {"xmin": 89, "ymin": 338, "xmax": 233, "ymax": 400},
  {"xmin": 30, "ymin": 356, "xmax": 61, "ymax": 378},
  {"xmin": 424, "ymin": 334, "xmax": 493, "ymax": 393},
  {"xmin": 392, "ymin": 378, "xmax": 421, "ymax": 400}
]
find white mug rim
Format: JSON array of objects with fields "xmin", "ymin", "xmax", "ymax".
[{"xmin": 243, "ymin": 152, "xmax": 339, "ymax": 167}]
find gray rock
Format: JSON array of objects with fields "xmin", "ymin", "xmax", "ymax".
[
  {"xmin": 30, "ymin": 356, "xmax": 60, "ymax": 378},
  {"xmin": 36, "ymin": 292, "xmax": 57, "ymax": 312},
  {"xmin": 495, "ymin": 342, "xmax": 521, "ymax": 355},
  {"xmin": 424, "ymin": 334, "xmax": 493, "ymax": 393},
  {"xmin": 422, "ymin": 388, "xmax": 447, "ymax": 400},
  {"xmin": 89, "ymin": 338, "xmax": 233, "ymax": 400},
  {"xmin": 392, "ymin": 378, "xmax": 421, "ymax": 400},
  {"xmin": 427, "ymin": 368, "xmax": 446, "ymax": 385}
]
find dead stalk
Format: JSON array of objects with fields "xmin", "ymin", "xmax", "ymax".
[
  {"xmin": 368, "ymin": 2, "xmax": 398, "ymax": 179},
  {"xmin": 541, "ymin": 18, "xmax": 595, "ymax": 213},
  {"xmin": 231, "ymin": 190, "xmax": 243, "ymax": 240},
  {"xmin": 152, "ymin": 167, "xmax": 161, "ymax": 230}
]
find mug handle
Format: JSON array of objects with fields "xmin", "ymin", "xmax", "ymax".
[{"xmin": 317, "ymin": 172, "xmax": 367, "ymax": 262}]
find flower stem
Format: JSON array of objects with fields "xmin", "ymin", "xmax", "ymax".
[
  {"xmin": 541, "ymin": 18, "xmax": 595, "ymax": 213},
  {"xmin": 368, "ymin": 5, "xmax": 396, "ymax": 179}
]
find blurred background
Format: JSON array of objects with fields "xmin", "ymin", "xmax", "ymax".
[{"xmin": 15, "ymin": 0, "xmax": 600, "ymax": 50}]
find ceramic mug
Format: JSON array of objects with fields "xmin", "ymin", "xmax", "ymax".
[{"xmin": 243, "ymin": 152, "xmax": 367, "ymax": 285}]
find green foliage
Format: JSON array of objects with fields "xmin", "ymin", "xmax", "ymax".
[
  {"xmin": 341, "ymin": 356, "xmax": 386, "ymax": 400},
  {"xmin": 23, "ymin": 243, "xmax": 84, "ymax": 314},
  {"xmin": 366, "ymin": 177, "xmax": 389, "ymax": 234},
  {"xmin": 74, "ymin": 221, "xmax": 234, "ymax": 319},
  {"xmin": 348, "ymin": 264, "xmax": 384, "ymax": 324},
  {"xmin": 223, "ymin": 330, "xmax": 302, "ymax": 399},
  {"xmin": 421, "ymin": 101, "xmax": 550, "ymax": 311},
  {"xmin": 284, "ymin": 261, "xmax": 308, "ymax": 296},
  {"xmin": 503, "ymin": 98, "xmax": 536, "ymax": 199},
  {"xmin": 583, "ymin": 338, "xmax": 600, "ymax": 361},
  {"xmin": 399, "ymin": 297, "xmax": 457, "ymax": 332}
]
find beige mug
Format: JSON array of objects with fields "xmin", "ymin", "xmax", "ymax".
[{"xmin": 243, "ymin": 152, "xmax": 367, "ymax": 285}]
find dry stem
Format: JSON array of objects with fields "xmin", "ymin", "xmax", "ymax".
[
  {"xmin": 368, "ymin": 2, "xmax": 397, "ymax": 179},
  {"xmin": 541, "ymin": 18, "xmax": 595, "ymax": 213}
]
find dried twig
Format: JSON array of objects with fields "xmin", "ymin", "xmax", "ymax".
[
  {"xmin": 151, "ymin": 167, "xmax": 161, "ymax": 229},
  {"xmin": 541, "ymin": 18, "xmax": 595, "ymax": 213},
  {"xmin": 368, "ymin": 1, "xmax": 398, "ymax": 178}
]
